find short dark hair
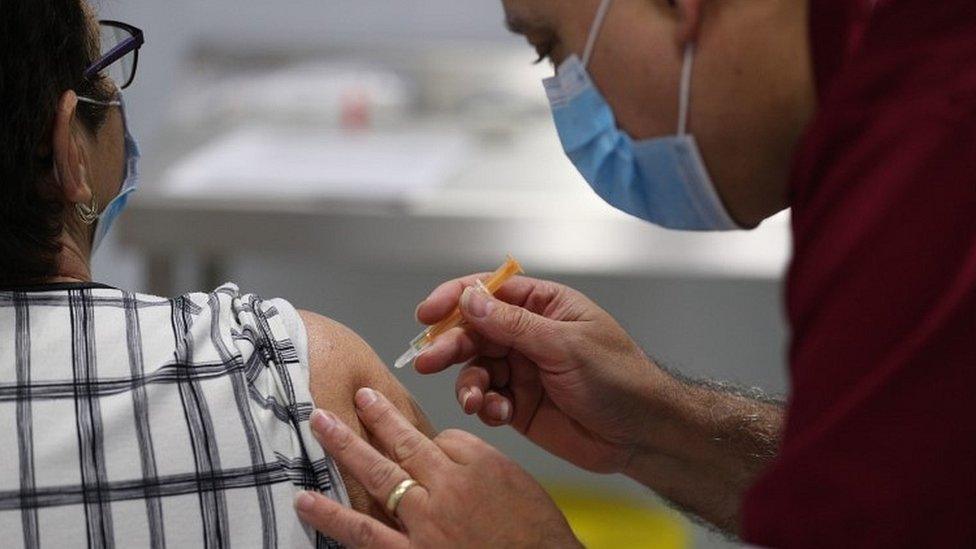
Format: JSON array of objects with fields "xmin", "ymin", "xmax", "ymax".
[{"xmin": 0, "ymin": 0, "xmax": 114, "ymax": 283}]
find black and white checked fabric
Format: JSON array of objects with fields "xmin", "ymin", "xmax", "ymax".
[{"xmin": 0, "ymin": 282, "xmax": 349, "ymax": 548}]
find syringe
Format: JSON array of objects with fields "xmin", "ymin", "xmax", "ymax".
[{"xmin": 394, "ymin": 255, "xmax": 524, "ymax": 369}]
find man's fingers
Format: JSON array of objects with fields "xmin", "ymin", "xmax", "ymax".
[
  {"xmin": 477, "ymin": 391, "xmax": 514, "ymax": 427},
  {"xmin": 415, "ymin": 274, "xmax": 544, "ymax": 325},
  {"xmin": 294, "ymin": 490, "xmax": 408, "ymax": 549},
  {"xmin": 413, "ymin": 326, "xmax": 509, "ymax": 375},
  {"xmin": 455, "ymin": 359, "xmax": 512, "ymax": 415},
  {"xmin": 354, "ymin": 388, "xmax": 453, "ymax": 479},
  {"xmin": 455, "ymin": 363, "xmax": 489, "ymax": 415},
  {"xmin": 416, "ymin": 273, "xmax": 490, "ymax": 324},
  {"xmin": 457, "ymin": 288, "xmax": 568, "ymax": 366},
  {"xmin": 413, "ymin": 326, "xmax": 481, "ymax": 374},
  {"xmin": 309, "ymin": 408, "xmax": 428, "ymax": 521}
]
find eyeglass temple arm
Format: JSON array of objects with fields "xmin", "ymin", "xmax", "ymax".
[{"xmin": 82, "ymin": 24, "xmax": 145, "ymax": 80}]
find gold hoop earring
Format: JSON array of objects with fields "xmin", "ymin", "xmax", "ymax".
[{"xmin": 75, "ymin": 197, "xmax": 99, "ymax": 225}]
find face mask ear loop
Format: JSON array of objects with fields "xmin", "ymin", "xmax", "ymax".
[
  {"xmin": 77, "ymin": 95, "xmax": 121, "ymax": 107},
  {"xmin": 677, "ymin": 42, "xmax": 695, "ymax": 136},
  {"xmin": 583, "ymin": 0, "xmax": 615, "ymax": 67}
]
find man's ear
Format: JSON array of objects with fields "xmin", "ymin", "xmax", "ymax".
[
  {"xmin": 675, "ymin": 0, "xmax": 705, "ymax": 45},
  {"xmin": 50, "ymin": 90, "xmax": 93, "ymax": 205}
]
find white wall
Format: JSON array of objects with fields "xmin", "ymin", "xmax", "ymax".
[{"xmin": 96, "ymin": 0, "xmax": 517, "ymax": 148}]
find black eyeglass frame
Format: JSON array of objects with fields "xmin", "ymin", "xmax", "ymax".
[{"xmin": 82, "ymin": 20, "xmax": 145, "ymax": 90}]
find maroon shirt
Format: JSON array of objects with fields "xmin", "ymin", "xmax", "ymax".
[{"xmin": 742, "ymin": 1, "xmax": 976, "ymax": 546}]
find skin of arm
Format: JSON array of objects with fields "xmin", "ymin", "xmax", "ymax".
[
  {"xmin": 299, "ymin": 310, "xmax": 436, "ymax": 520},
  {"xmin": 625, "ymin": 368, "xmax": 784, "ymax": 534}
]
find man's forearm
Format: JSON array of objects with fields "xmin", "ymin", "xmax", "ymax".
[{"xmin": 624, "ymin": 369, "xmax": 784, "ymax": 535}]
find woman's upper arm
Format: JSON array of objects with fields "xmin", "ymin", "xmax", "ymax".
[{"xmin": 298, "ymin": 310, "xmax": 435, "ymax": 513}]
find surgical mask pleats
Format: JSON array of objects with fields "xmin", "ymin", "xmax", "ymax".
[{"xmin": 542, "ymin": 0, "xmax": 740, "ymax": 231}]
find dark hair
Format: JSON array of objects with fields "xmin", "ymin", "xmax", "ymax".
[{"xmin": 0, "ymin": 0, "xmax": 114, "ymax": 283}]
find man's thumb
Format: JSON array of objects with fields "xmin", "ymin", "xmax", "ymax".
[{"xmin": 459, "ymin": 287, "xmax": 558, "ymax": 359}]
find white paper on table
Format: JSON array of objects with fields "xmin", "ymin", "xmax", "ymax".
[{"xmin": 162, "ymin": 126, "xmax": 470, "ymax": 202}]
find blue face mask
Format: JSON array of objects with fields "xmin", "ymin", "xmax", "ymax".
[
  {"xmin": 543, "ymin": 0, "xmax": 740, "ymax": 231},
  {"xmin": 76, "ymin": 91, "xmax": 141, "ymax": 253}
]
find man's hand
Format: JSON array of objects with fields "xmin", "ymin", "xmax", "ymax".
[
  {"xmin": 414, "ymin": 274, "xmax": 783, "ymax": 534},
  {"xmin": 296, "ymin": 388, "xmax": 581, "ymax": 548},
  {"xmin": 415, "ymin": 275, "xmax": 668, "ymax": 474}
]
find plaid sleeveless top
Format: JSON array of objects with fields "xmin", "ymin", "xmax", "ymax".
[{"xmin": 0, "ymin": 282, "xmax": 348, "ymax": 548}]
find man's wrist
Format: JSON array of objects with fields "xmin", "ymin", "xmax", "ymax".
[
  {"xmin": 622, "ymin": 362, "xmax": 697, "ymax": 479},
  {"xmin": 628, "ymin": 358, "xmax": 784, "ymax": 462}
]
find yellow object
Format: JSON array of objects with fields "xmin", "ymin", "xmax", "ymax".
[
  {"xmin": 394, "ymin": 255, "xmax": 524, "ymax": 369},
  {"xmin": 545, "ymin": 484, "xmax": 689, "ymax": 549},
  {"xmin": 385, "ymin": 478, "xmax": 420, "ymax": 516}
]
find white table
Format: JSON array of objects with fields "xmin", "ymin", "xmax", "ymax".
[{"xmin": 121, "ymin": 116, "xmax": 791, "ymax": 295}]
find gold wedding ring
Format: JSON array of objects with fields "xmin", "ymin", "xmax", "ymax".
[{"xmin": 385, "ymin": 478, "xmax": 420, "ymax": 517}]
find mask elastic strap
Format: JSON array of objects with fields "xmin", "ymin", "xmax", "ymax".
[
  {"xmin": 582, "ymin": 0, "xmax": 615, "ymax": 67},
  {"xmin": 77, "ymin": 96, "xmax": 122, "ymax": 107},
  {"xmin": 677, "ymin": 42, "xmax": 695, "ymax": 136}
]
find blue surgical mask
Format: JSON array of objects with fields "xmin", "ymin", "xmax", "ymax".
[
  {"xmin": 76, "ymin": 91, "xmax": 141, "ymax": 253},
  {"xmin": 543, "ymin": 0, "xmax": 740, "ymax": 231}
]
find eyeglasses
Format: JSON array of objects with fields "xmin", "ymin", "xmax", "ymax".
[{"xmin": 83, "ymin": 20, "xmax": 145, "ymax": 90}]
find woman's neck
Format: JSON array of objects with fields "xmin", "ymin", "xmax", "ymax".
[{"xmin": 51, "ymin": 228, "xmax": 93, "ymax": 284}]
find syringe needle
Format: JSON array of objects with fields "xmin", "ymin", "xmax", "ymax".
[
  {"xmin": 394, "ymin": 328, "xmax": 432, "ymax": 369},
  {"xmin": 392, "ymin": 255, "xmax": 524, "ymax": 370},
  {"xmin": 394, "ymin": 342, "xmax": 423, "ymax": 369}
]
